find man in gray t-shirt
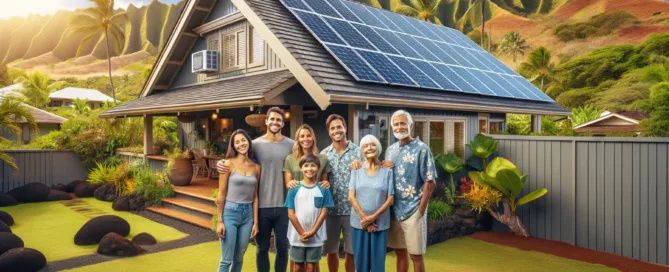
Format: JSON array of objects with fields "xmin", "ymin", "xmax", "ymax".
[{"xmin": 217, "ymin": 107, "xmax": 294, "ymax": 272}]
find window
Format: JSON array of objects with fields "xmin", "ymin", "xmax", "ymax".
[
  {"xmin": 453, "ymin": 121, "xmax": 465, "ymax": 158},
  {"xmin": 429, "ymin": 122, "xmax": 444, "ymax": 156},
  {"xmin": 489, "ymin": 121, "xmax": 503, "ymax": 134},
  {"xmin": 221, "ymin": 29, "xmax": 245, "ymax": 72},
  {"xmin": 21, "ymin": 123, "xmax": 30, "ymax": 143},
  {"xmin": 412, "ymin": 121, "xmax": 427, "ymax": 141},
  {"xmin": 479, "ymin": 118, "xmax": 488, "ymax": 134},
  {"xmin": 247, "ymin": 25, "xmax": 265, "ymax": 67},
  {"xmin": 377, "ymin": 116, "xmax": 389, "ymax": 159},
  {"xmin": 407, "ymin": 118, "xmax": 466, "ymax": 159}
]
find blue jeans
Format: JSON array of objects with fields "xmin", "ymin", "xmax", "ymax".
[
  {"xmin": 256, "ymin": 207, "xmax": 289, "ymax": 272},
  {"xmin": 219, "ymin": 202, "xmax": 254, "ymax": 272}
]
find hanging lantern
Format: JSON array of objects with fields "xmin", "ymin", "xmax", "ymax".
[
  {"xmin": 177, "ymin": 114, "xmax": 194, "ymax": 123},
  {"xmin": 245, "ymin": 113, "xmax": 266, "ymax": 128}
]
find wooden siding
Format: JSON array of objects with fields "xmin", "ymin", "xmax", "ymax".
[
  {"xmin": 0, "ymin": 150, "xmax": 88, "ymax": 192},
  {"xmin": 204, "ymin": 0, "xmax": 238, "ymax": 24},
  {"xmin": 491, "ymin": 135, "xmax": 669, "ymax": 265}
]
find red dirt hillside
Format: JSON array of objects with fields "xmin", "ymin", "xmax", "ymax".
[{"xmin": 554, "ymin": 0, "xmax": 669, "ymax": 19}]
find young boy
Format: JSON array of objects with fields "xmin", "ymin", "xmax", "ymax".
[{"xmin": 284, "ymin": 154, "xmax": 334, "ymax": 272}]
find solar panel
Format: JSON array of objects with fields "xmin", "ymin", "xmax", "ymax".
[
  {"xmin": 279, "ymin": 0, "xmax": 555, "ymax": 103},
  {"xmin": 326, "ymin": 45, "xmax": 385, "ymax": 82}
]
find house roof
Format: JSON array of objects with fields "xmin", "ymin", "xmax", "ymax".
[
  {"xmin": 99, "ymin": 70, "xmax": 296, "ymax": 117},
  {"xmin": 49, "ymin": 87, "xmax": 117, "ymax": 102},
  {"xmin": 574, "ymin": 110, "xmax": 649, "ymax": 133},
  {"xmin": 0, "ymin": 85, "xmax": 67, "ymax": 124},
  {"xmin": 617, "ymin": 111, "xmax": 650, "ymax": 120}
]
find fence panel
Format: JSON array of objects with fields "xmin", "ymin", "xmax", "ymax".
[
  {"xmin": 490, "ymin": 135, "xmax": 669, "ymax": 265},
  {"xmin": 0, "ymin": 150, "xmax": 88, "ymax": 192}
]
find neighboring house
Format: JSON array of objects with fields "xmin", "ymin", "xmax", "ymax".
[
  {"xmin": 100, "ymin": 0, "xmax": 569, "ymax": 160},
  {"xmin": 0, "ymin": 84, "xmax": 67, "ymax": 144},
  {"xmin": 574, "ymin": 110, "xmax": 649, "ymax": 135},
  {"xmin": 49, "ymin": 87, "xmax": 116, "ymax": 109}
]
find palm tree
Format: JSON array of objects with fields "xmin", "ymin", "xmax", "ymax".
[
  {"xmin": 571, "ymin": 106, "xmax": 604, "ymax": 126},
  {"xmin": 519, "ymin": 46, "xmax": 554, "ymax": 91},
  {"xmin": 456, "ymin": 0, "xmax": 488, "ymax": 47},
  {"xmin": 395, "ymin": 0, "xmax": 447, "ymax": 25},
  {"xmin": 498, "ymin": 31, "xmax": 531, "ymax": 71},
  {"xmin": 13, "ymin": 70, "xmax": 62, "ymax": 108},
  {"xmin": 72, "ymin": 98, "xmax": 92, "ymax": 115},
  {"xmin": 0, "ymin": 96, "xmax": 38, "ymax": 170},
  {"xmin": 368, "ymin": 0, "xmax": 403, "ymax": 12},
  {"xmin": 68, "ymin": 0, "xmax": 128, "ymax": 102}
]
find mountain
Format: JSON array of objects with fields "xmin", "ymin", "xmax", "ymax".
[{"xmin": 1, "ymin": 0, "xmax": 185, "ymax": 78}]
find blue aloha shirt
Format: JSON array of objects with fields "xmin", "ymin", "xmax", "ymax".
[
  {"xmin": 321, "ymin": 141, "xmax": 364, "ymax": 216},
  {"xmin": 385, "ymin": 138, "xmax": 438, "ymax": 221}
]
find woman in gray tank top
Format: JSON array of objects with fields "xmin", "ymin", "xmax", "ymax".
[{"xmin": 216, "ymin": 129, "xmax": 260, "ymax": 272}]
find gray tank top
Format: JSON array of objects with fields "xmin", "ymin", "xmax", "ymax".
[{"xmin": 226, "ymin": 171, "xmax": 257, "ymax": 204}]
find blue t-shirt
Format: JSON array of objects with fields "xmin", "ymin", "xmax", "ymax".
[
  {"xmin": 348, "ymin": 168, "xmax": 394, "ymax": 231},
  {"xmin": 284, "ymin": 183, "xmax": 334, "ymax": 247},
  {"xmin": 321, "ymin": 142, "xmax": 364, "ymax": 216},
  {"xmin": 385, "ymin": 138, "xmax": 437, "ymax": 221}
]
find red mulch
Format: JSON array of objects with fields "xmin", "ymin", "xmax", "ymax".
[{"xmin": 470, "ymin": 232, "xmax": 669, "ymax": 272}]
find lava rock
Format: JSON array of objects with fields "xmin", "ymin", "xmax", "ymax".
[
  {"xmin": 0, "ymin": 211, "xmax": 13, "ymax": 226},
  {"xmin": 97, "ymin": 233, "xmax": 143, "ymax": 257},
  {"xmin": 65, "ymin": 180, "xmax": 86, "ymax": 193},
  {"xmin": 0, "ymin": 194, "xmax": 18, "ymax": 207},
  {"xmin": 46, "ymin": 190, "xmax": 73, "ymax": 201},
  {"xmin": 51, "ymin": 183, "xmax": 67, "ymax": 192},
  {"xmin": 0, "ymin": 247, "xmax": 47, "ymax": 272},
  {"xmin": 74, "ymin": 215, "xmax": 130, "ymax": 245},
  {"xmin": 113, "ymin": 195, "xmax": 147, "ymax": 211},
  {"xmin": 455, "ymin": 208, "xmax": 475, "ymax": 218},
  {"xmin": 131, "ymin": 232, "xmax": 157, "ymax": 246},
  {"xmin": 7, "ymin": 183, "xmax": 50, "ymax": 203},
  {"xmin": 0, "ymin": 221, "xmax": 10, "ymax": 233},
  {"xmin": 74, "ymin": 182, "xmax": 95, "ymax": 198},
  {"xmin": 0, "ymin": 233, "xmax": 23, "ymax": 255},
  {"xmin": 112, "ymin": 196, "xmax": 130, "ymax": 211},
  {"xmin": 94, "ymin": 184, "xmax": 118, "ymax": 202}
]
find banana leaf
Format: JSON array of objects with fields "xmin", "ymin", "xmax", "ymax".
[{"xmin": 517, "ymin": 188, "xmax": 548, "ymax": 206}]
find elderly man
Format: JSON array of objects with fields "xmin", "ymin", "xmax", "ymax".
[{"xmin": 384, "ymin": 110, "xmax": 437, "ymax": 272}]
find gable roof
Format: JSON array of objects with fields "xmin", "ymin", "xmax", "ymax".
[
  {"xmin": 0, "ymin": 84, "xmax": 24, "ymax": 97},
  {"xmin": 574, "ymin": 111, "xmax": 649, "ymax": 130},
  {"xmin": 50, "ymin": 87, "xmax": 117, "ymax": 102},
  {"xmin": 0, "ymin": 85, "xmax": 67, "ymax": 124}
]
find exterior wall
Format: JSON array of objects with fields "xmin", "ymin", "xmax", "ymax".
[
  {"xmin": 0, "ymin": 150, "xmax": 88, "ymax": 192},
  {"xmin": 491, "ymin": 135, "xmax": 669, "ymax": 265},
  {"xmin": 171, "ymin": 37, "xmax": 207, "ymax": 88},
  {"xmin": 0, "ymin": 124, "xmax": 60, "ymax": 143},
  {"xmin": 203, "ymin": 0, "xmax": 237, "ymax": 24},
  {"xmin": 595, "ymin": 117, "xmax": 636, "ymax": 126}
]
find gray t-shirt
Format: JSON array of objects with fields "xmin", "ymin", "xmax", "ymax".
[
  {"xmin": 253, "ymin": 136, "xmax": 295, "ymax": 208},
  {"xmin": 348, "ymin": 168, "xmax": 394, "ymax": 231}
]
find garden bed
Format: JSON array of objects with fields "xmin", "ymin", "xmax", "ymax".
[
  {"xmin": 427, "ymin": 208, "xmax": 492, "ymax": 246},
  {"xmin": 471, "ymin": 231, "xmax": 669, "ymax": 272}
]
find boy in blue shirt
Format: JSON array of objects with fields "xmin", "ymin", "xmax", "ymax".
[{"xmin": 284, "ymin": 154, "xmax": 334, "ymax": 272}]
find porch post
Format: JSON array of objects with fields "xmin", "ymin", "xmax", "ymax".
[
  {"xmin": 289, "ymin": 105, "xmax": 303, "ymax": 138},
  {"xmin": 531, "ymin": 114, "xmax": 542, "ymax": 133},
  {"xmin": 348, "ymin": 104, "xmax": 359, "ymax": 144},
  {"xmin": 144, "ymin": 114, "xmax": 154, "ymax": 155}
]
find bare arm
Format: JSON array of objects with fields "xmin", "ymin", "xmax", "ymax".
[
  {"xmin": 348, "ymin": 190, "xmax": 367, "ymax": 219},
  {"xmin": 284, "ymin": 172, "xmax": 297, "ymax": 189},
  {"xmin": 288, "ymin": 209, "xmax": 306, "ymax": 236},
  {"xmin": 419, "ymin": 180, "xmax": 436, "ymax": 216},
  {"xmin": 252, "ymin": 165, "xmax": 261, "ymax": 233},
  {"xmin": 216, "ymin": 161, "xmax": 233, "ymax": 238},
  {"xmin": 306, "ymin": 208, "xmax": 329, "ymax": 237},
  {"xmin": 373, "ymin": 195, "xmax": 394, "ymax": 219},
  {"xmin": 319, "ymin": 173, "xmax": 330, "ymax": 189}
]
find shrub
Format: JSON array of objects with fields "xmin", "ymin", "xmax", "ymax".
[
  {"xmin": 427, "ymin": 200, "xmax": 452, "ymax": 221},
  {"xmin": 127, "ymin": 160, "xmax": 174, "ymax": 205},
  {"xmin": 553, "ymin": 11, "xmax": 637, "ymax": 42},
  {"xmin": 87, "ymin": 162, "xmax": 130, "ymax": 196}
]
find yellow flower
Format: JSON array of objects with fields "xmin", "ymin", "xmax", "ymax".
[{"xmin": 461, "ymin": 183, "xmax": 502, "ymax": 213}]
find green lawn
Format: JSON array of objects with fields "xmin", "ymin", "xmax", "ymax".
[
  {"xmin": 0, "ymin": 198, "xmax": 187, "ymax": 262},
  {"xmin": 64, "ymin": 236, "xmax": 617, "ymax": 272}
]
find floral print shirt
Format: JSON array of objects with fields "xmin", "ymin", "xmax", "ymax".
[
  {"xmin": 385, "ymin": 138, "xmax": 437, "ymax": 221},
  {"xmin": 321, "ymin": 141, "xmax": 363, "ymax": 216}
]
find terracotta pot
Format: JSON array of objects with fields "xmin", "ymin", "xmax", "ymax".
[{"xmin": 168, "ymin": 158, "xmax": 193, "ymax": 186}]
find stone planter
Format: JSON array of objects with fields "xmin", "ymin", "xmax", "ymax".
[
  {"xmin": 168, "ymin": 158, "xmax": 193, "ymax": 186},
  {"xmin": 426, "ymin": 208, "xmax": 493, "ymax": 246}
]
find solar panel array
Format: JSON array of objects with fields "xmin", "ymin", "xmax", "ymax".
[{"xmin": 278, "ymin": 0, "xmax": 553, "ymax": 102}]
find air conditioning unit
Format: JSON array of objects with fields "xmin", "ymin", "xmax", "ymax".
[{"xmin": 191, "ymin": 50, "xmax": 219, "ymax": 73}]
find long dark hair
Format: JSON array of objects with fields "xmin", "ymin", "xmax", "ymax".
[{"xmin": 225, "ymin": 129, "xmax": 254, "ymax": 160}]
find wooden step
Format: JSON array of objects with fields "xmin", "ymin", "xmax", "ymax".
[
  {"xmin": 172, "ymin": 186, "xmax": 216, "ymax": 202},
  {"xmin": 162, "ymin": 197, "xmax": 216, "ymax": 215},
  {"xmin": 147, "ymin": 206, "xmax": 212, "ymax": 230}
]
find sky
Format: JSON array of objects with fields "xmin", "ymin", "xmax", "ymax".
[{"xmin": 0, "ymin": 0, "xmax": 182, "ymax": 19}]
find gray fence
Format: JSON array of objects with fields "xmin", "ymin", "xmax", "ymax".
[
  {"xmin": 490, "ymin": 135, "xmax": 669, "ymax": 265},
  {"xmin": 0, "ymin": 150, "xmax": 89, "ymax": 192}
]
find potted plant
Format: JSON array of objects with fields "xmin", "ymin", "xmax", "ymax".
[{"xmin": 164, "ymin": 147, "xmax": 193, "ymax": 186}]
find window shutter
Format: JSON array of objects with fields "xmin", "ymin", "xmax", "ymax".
[
  {"xmin": 222, "ymin": 33, "xmax": 236, "ymax": 70},
  {"xmin": 249, "ymin": 26, "xmax": 264, "ymax": 65},
  {"xmin": 237, "ymin": 31, "xmax": 246, "ymax": 66},
  {"xmin": 454, "ymin": 121, "xmax": 465, "ymax": 159},
  {"xmin": 446, "ymin": 120, "xmax": 454, "ymax": 154}
]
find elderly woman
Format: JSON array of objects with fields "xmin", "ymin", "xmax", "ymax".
[{"xmin": 348, "ymin": 134, "xmax": 394, "ymax": 272}]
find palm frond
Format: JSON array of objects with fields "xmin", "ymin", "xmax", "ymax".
[
  {"xmin": 0, "ymin": 151, "xmax": 17, "ymax": 170},
  {"xmin": 395, "ymin": 4, "xmax": 419, "ymax": 16},
  {"xmin": 75, "ymin": 32, "xmax": 99, "ymax": 58}
]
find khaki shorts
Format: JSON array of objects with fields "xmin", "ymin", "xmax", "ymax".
[{"xmin": 387, "ymin": 210, "xmax": 427, "ymax": 255}]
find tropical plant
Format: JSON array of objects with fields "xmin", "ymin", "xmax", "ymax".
[
  {"xmin": 435, "ymin": 153, "xmax": 463, "ymax": 205},
  {"xmin": 498, "ymin": 31, "xmax": 531, "ymax": 70},
  {"xmin": 13, "ymin": 70, "xmax": 63, "ymax": 108},
  {"xmin": 395, "ymin": 0, "xmax": 447, "ymax": 25},
  {"xmin": 467, "ymin": 157, "xmax": 547, "ymax": 236},
  {"xmin": 455, "ymin": 0, "xmax": 488, "ymax": 47},
  {"xmin": 163, "ymin": 146, "xmax": 191, "ymax": 176},
  {"xmin": 466, "ymin": 133, "xmax": 497, "ymax": 168},
  {"xmin": 506, "ymin": 114, "xmax": 531, "ymax": 135},
  {"xmin": 571, "ymin": 106, "xmax": 604, "ymax": 126},
  {"xmin": 519, "ymin": 46, "xmax": 555, "ymax": 91},
  {"xmin": 0, "ymin": 96, "xmax": 38, "ymax": 170},
  {"xmin": 641, "ymin": 82, "xmax": 669, "ymax": 136},
  {"xmin": 128, "ymin": 159, "xmax": 174, "ymax": 205},
  {"xmin": 68, "ymin": 0, "xmax": 129, "ymax": 102},
  {"xmin": 72, "ymin": 98, "xmax": 92, "ymax": 115},
  {"xmin": 0, "ymin": 62, "xmax": 9, "ymax": 87},
  {"xmin": 87, "ymin": 161, "xmax": 131, "ymax": 196},
  {"xmin": 427, "ymin": 199, "xmax": 453, "ymax": 220}
]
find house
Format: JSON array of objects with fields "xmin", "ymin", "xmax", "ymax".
[
  {"xmin": 574, "ymin": 110, "xmax": 649, "ymax": 135},
  {"xmin": 100, "ymin": 0, "xmax": 568, "ymax": 160},
  {"xmin": 0, "ymin": 84, "xmax": 67, "ymax": 144},
  {"xmin": 49, "ymin": 87, "xmax": 116, "ymax": 109}
]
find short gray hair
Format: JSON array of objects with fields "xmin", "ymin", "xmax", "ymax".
[
  {"xmin": 359, "ymin": 134, "xmax": 382, "ymax": 158},
  {"xmin": 391, "ymin": 110, "xmax": 414, "ymax": 127}
]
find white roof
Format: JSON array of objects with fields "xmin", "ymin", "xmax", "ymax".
[
  {"xmin": 49, "ymin": 87, "xmax": 117, "ymax": 102},
  {"xmin": 0, "ymin": 83, "xmax": 24, "ymax": 97}
]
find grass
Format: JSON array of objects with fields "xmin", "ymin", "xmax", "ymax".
[
  {"xmin": 64, "ymin": 237, "xmax": 616, "ymax": 272},
  {"xmin": 0, "ymin": 198, "xmax": 187, "ymax": 262}
]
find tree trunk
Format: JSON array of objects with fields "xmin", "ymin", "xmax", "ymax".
[
  {"xmin": 480, "ymin": 0, "xmax": 485, "ymax": 47},
  {"xmin": 486, "ymin": 201, "xmax": 529, "ymax": 237},
  {"xmin": 540, "ymin": 77, "xmax": 544, "ymax": 91},
  {"xmin": 105, "ymin": 31, "xmax": 116, "ymax": 103}
]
